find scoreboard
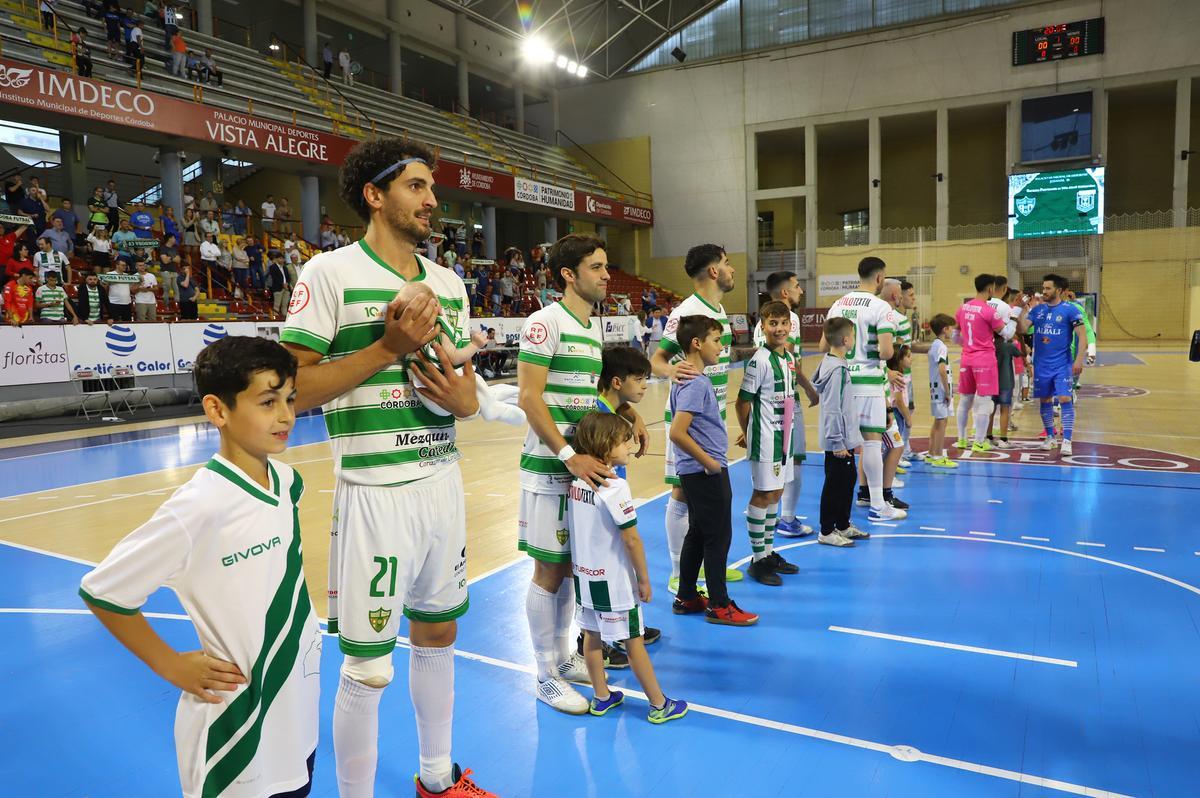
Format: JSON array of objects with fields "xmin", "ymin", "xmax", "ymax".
[{"xmin": 1012, "ymin": 18, "xmax": 1104, "ymax": 66}]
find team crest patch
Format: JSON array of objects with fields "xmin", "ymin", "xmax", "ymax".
[
  {"xmin": 1076, "ymin": 189, "xmax": 1096, "ymax": 213},
  {"xmin": 368, "ymin": 607, "xmax": 392, "ymax": 633},
  {"xmin": 442, "ymin": 306, "xmax": 461, "ymax": 331},
  {"xmin": 1015, "ymin": 196, "xmax": 1036, "ymax": 216},
  {"xmin": 556, "ymin": 527, "xmax": 569, "ymax": 545},
  {"xmin": 525, "ymin": 322, "xmax": 548, "ymax": 345},
  {"xmin": 773, "ymin": 464, "xmax": 780, "ymax": 476}
]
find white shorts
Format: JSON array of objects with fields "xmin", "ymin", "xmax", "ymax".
[
  {"xmin": 931, "ymin": 400, "xmax": 952, "ymax": 420},
  {"xmin": 852, "ymin": 393, "xmax": 887, "ymax": 436},
  {"xmin": 664, "ymin": 422, "xmax": 680, "ymax": 486},
  {"xmin": 576, "ymin": 604, "xmax": 645, "ymax": 645},
  {"xmin": 518, "ymin": 489, "xmax": 570, "ymax": 563},
  {"xmin": 750, "ymin": 460, "xmax": 795, "ymax": 492},
  {"xmin": 329, "ymin": 465, "xmax": 469, "ymax": 658}
]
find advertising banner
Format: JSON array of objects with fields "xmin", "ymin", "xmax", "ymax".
[
  {"xmin": 797, "ymin": 307, "xmax": 830, "ymax": 343},
  {"xmin": 169, "ymin": 322, "xmax": 258, "ymax": 373},
  {"xmin": 0, "ymin": 58, "xmax": 357, "ymax": 166},
  {"xmin": 514, "ymin": 177, "xmax": 577, "ymax": 212},
  {"xmin": 64, "ymin": 323, "xmax": 175, "ymax": 376},
  {"xmin": 818, "ymin": 275, "xmax": 862, "ymax": 296},
  {"xmin": 0, "ymin": 325, "xmax": 70, "ymax": 386},
  {"xmin": 467, "ymin": 316, "xmax": 630, "ymax": 346}
]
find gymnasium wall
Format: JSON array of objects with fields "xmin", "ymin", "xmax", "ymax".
[
  {"xmin": 542, "ymin": 0, "xmax": 1200, "ymax": 269},
  {"xmin": 880, "ymin": 114, "xmax": 937, "ymax": 230},
  {"xmin": 563, "ymin": 136, "xmax": 653, "ymax": 197},
  {"xmin": 947, "ymin": 105, "xmax": 1007, "ymax": 227},
  {"xmin": 1106, "ymin": 86, "xmax": 1177, "ymax": 216}
]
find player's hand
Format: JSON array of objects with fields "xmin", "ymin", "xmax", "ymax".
[
  {"xmin": 164, "ymin": 650, "xmax": 246, "ymax": 704},
  {"xmin": 887, "ymin": 369, "xmax": 905, "ymax": 391},
  {"xmin": 735, "ymin": 432, "xmax": 746, "ymax": 448},
  {"xmin": 703, "ymin": 457, "xmax": 722, "ymax": 476},
  {"xmin": 380, "ymin": 291, "xmax": 439, "ymax": 358},
  {"xmin": 804, "ymin": 385, "xmax": 819, "ymax": 407},
  {"xmin": 1072, "ymin": 359, "xmax": 1084, "ymax": 376},
  {"xmin": 412, "ymin": 342, "xmax": 480, "ymax": 418},
  {"xmin": 567, "ymin": 453, "xmax": 613, "ymax": 489},
  {"xmin": 638, "ymin": 579, "xmax": 652, "ymax": 603},
  {"xmin": 833, "ymin": 449, "xmax": 850, "ymax": 458},
  {"xmin": 670, "ymin": 360, "xmax": 701, "ymax": 383}
]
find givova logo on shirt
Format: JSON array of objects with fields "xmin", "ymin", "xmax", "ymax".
[{"xmin": 221, "ymin": 536, "xmax": 283, "ymax": 567}]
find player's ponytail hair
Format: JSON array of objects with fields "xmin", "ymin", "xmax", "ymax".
[{"xmin": 572, "ymin": 412, "xmax": 633, "ymax": 462}]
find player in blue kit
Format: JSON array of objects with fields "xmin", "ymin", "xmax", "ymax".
[{"xmin": 1016, "ymin": 274, "xmax": 1087, "ymax": 457}]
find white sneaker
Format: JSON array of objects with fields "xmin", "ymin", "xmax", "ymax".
[
  {"xmin": 891, "ymin": 477, "xmax": 905, "ymax": 489},
  {"xmin": 557, "ymin": 652, "xmax": 591, "ymax": 684},
  {"xmin": 843, "ymin": 524, "xmax": 870, "ymax": 540},
  {"xmin": 868, "ymin": 504, "xmax": 908, "ymax": 521},
  {"xmin": 994, "ymin": 439, "xmax": 1011, "ymax": 449},
  {"xmin": 1040, "ymin": 437, "xmax": 1054, "ymax": 451},
  {"xmin": 1060, "ymin": 439, "xmax": 1073, "ymax": 456},
  {"xmin": 536, "ymin": 677, "xmax": 589, "ymax": 715},
  {"xmin": 818, "ymin": 531, "xmax": 855, "ymax": 547},
  {"xmin": 898, "ymin": 458, "xmax": 912, "ymax": 469}
]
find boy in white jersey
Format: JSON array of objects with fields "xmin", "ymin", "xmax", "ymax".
[
  {"xmin": 81, "ymin": 336, "xmax": 321, "ymax": 798},
  {"xmin": 820, "ymin": 256, "xmax": 907, "ymax": 524},
  {"xmin": 568, "ymin": 412, "xmax": 688, "ymax": 723},
  {"xmin": 737, "ymin": 301, "xmax": 802, "ymax": 585},
  {"xmin": 924, "ymin": 313, "xmax": 958, "ymax": 468},
  {"xmin": 281, "ymin": 138, "xmax": 495, "ymax": 798},
  {"xmin": 517, "ymin": 233, "xmax": 649, "ymax": 715},
  {"xmin": 650, "ymin": 243, "xmax": 743, "ymax": 592},
  {"xmin": 754, "ymin": 271, "xmax": 819, "ymax": 538}
]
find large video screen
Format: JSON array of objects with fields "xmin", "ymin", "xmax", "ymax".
[
  {"xmin": 1021, "ymin": 92, "xmax": 1092, "ymax": 163},
  {"xmin": 1008, "ymin": 167, "xmax": 1104, "ymax": 239}
]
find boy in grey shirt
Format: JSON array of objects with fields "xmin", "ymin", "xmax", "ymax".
[{"xmin": 812, "ymin": 316, "xmax": 864, "ymax": 547}]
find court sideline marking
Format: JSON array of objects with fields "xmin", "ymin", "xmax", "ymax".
[{"xmin": 827, "ymin": 625, "xmax": 1078, "ymax": 667}]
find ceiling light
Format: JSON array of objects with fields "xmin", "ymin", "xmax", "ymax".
[
  {"xmin": 576, "ymin": 65, "xmax": 588, "ymax": 78},
  {"xmin": 556, "ymin": 54, "xmax": 568, "ymax": 69},
  {"xmin": 567, "ymin": 60, "xmax": 578, "ymax": 74}
]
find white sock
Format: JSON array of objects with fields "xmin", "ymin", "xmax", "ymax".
[
  {"xmin": 475, "ymin": 374, "xmax": 526, "ymax": 426},
  {"xmin": 553, "ymin": 579, "xmax": 575, "ymax": 664},
  {"xmin": 973, "ymin": 403, "xmax": 992, "ymax": 444},
  {"xmin": 665, "ymin": 498, "xmax": 688, "ymax": 580},
  {"xmin": 862, "ymin": 440, "xmax": 884, "ymax": 511},
  {"xmin": 333, "ymin": 673, "xmax": 384, "ymax": 797},
  {"xmin": 779, "ymin": 466, "xmax": 800, "ymax": 522},
  {"xmin": 747, "ymin": 503, "xmax": 767, "ymax": 561},
  {"xmin": 956, "ymin": 395, "xmax": 975, "ymax": 442},
  {"xmin": 765, "ymin": 501, "xmax": 779, "ymax": 556},
  {"xmin": 525, "ymin": 582, "xmax": 559, "ymax": 681},
  {"xmin": 410, "ymin": 644, "xmax": 455, "ymax": 793}
]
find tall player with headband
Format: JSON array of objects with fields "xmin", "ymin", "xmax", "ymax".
[{"xmin": 282, "ymin": 138, "xmax": 497, "ymax": 798}]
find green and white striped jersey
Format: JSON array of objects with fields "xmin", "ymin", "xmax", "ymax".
[
  {"xmin": 36, "ymin": 284, "xmax": 67, "ymax": 320},
  {"xmin": 738, "ymin": 346, "xmax": 796, "ymax": 464},
  {"xmin": 752, "ymin": 310, "xmax": 802, "ymax": 352},
  {"xmin": 80, "ymin": 456, "xmax": 320, "ymax": 798},
  {"xmin": 281, "ymin": 240, "xmax": 471, "ymax": 487},
  {"xmin": 567, "ymin": 476, "xmax": 639, "ymax": 612},
  {"xmin": 658, "ymin": 293, "xmax": 733, "ymax": 422},
  {"xmin": 825, "ymin": 291, "xmax": 896, "ymax": 397},
  {"xmin": 518, "ymin": 301, "xmax": 603, "ymax": 494},
  {"xmin": 891, "ymin": 308, "xmax": 913, "ymax": 379}
]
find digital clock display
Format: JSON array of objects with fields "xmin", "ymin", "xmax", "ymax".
[{"xmin": 1012, "ymin": 18, "xmax": 1104, "ymax": 66}]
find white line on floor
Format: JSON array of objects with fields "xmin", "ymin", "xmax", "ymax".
[
  {"xmin": 919, "ymin": 526, "xmax": 946, "ymax": 532},
  {"xmin": 3, "ymin": 605, "xmax": 1131, "ymax": 797},
  {"xmin": 1133, "ymin": 547, "xmax": 1165, "ymax": 553},
  {"xmin": 318, "ymin": 489, "xmax": 334, "ymax": 494},
  {"xmin": 486, "ymin": 493, "xmax": 506, "ymax": 497},
  {"xmin": 828, "ymin": 625, "xmax": 1077, "ymax": 668},
  {"xmin": 74, "ymin": 495, "xmax": 95, "ymax": 498},
  {"xmin": 869, "ymin": 521, "xmax": 898, "ymax": 527},
  {"xmin": 1076, "ymin": 541, "xmax": 1105, "ymax": 548},
  {"xmin": 35, "ymin": 496, "xmax": 59, "ymax": 500},
  {"xmin": 987, "ymin": 499, "xmax": 1003, "ymax": 504},
  {"xmin": 1021, "ymin": 536, "xmax": 1051, "ymax": 542},
  {"xmin": 968, "ymin": 531, "xmax": 996, "ymax": 537}
]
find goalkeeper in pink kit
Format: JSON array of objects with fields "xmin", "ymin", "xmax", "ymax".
[{"xmin": 954, "ymin": 274, "xmax": 1006, "ymax": 457}]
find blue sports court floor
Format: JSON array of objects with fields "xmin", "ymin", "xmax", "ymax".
[{"xmin": 2, "ymin": 417, "xmax": 1198, "ymax": 797}]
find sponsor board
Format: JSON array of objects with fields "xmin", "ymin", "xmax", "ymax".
[
  {"xmin": 514, "ymin": 177, "xmax": 576, "ymax": 211},
  {"xmin": 818, "ymin": 274, "xmax": 862, "ymax": 296},
  {"xmin": 728, "ymin": 314, "xmax": 749, "ymax": 339},
  {"xmin": 798, "ymin": 307, "xmax": 830, "ymax": 343},
  {"xmin": 0, "ymin": 325, "xmax": 70, "ymax": 386},
  {"xmin": 169, "ymin": 322, "xmax": 257, "ymax": 373},
  {"xmin": 469, "ymin": 316, "xmax": 623, "ymax": 346},
  {"xmin": 65, "ymin": 323, "xmax": 175, "ymax": 376},
  {"xmin": 0, "ymin": 58, "xmax": 356, "ymax": 166}
]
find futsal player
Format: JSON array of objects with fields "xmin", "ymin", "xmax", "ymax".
[
  {"xmin": 820, "ymin": 256, "xmax": 907, "ymax": 523},
  {"xmin": 281, "ymin": 137, "xmax": 496, "ymax": 797},
  {"xmin": 1016, "ymin": 274, "xmax": 1087, "ymax": 456},
  {"xmin": 954, "ymin": 274, "xmax": 1006, "ymax": 457}
]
